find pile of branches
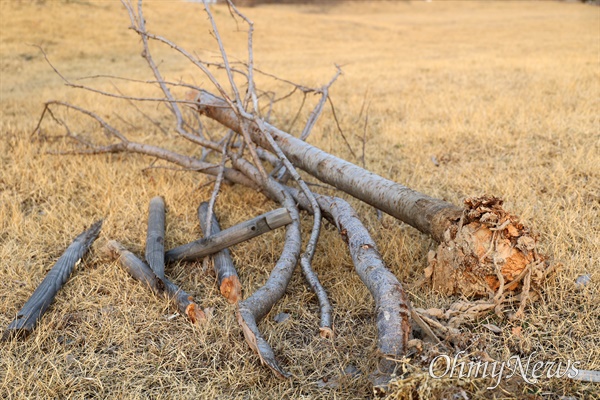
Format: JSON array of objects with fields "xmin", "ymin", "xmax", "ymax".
[{"xmin": 30, "ymin": 0, "xmax": 553, "ymax": 390}]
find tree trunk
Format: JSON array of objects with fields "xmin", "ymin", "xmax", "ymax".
[
  {"xmin": 196, "ymin": 91, "xmax": 546, "ymax": 298},
  {"xmin": 196, "ymin": 90, "xmax": 462, "ymax": 243}
]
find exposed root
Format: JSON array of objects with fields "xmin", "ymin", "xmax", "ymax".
[{"xmin": 428, "ymin": 195, "xmax": 549, "ymax": 298}]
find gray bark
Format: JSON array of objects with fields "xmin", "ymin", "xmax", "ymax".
[
  {"xmin": 196, "ymin": 90, "xmax": 462, "ymax": 242},
  {"xmin": 197, "ymin": 202, "xmax": 242, "ymax": 304},
  {"xmin": 165, "ymin": 207, "xmax": 292, "ymax": 263},
  {"xmin": 2, "ymin": 220, "xmax": 103, "ymax": 340},
  {"xmin": 145, "ymin": 196, "xmax": 165, "ymax": 280},
  {"xmin": 231, "ymin": 157, "xmax": 302, "ymax": 379},
  {"xmin": 107, "ymin": 240, "xmax": 205, "ymax": 324},
  {"xmin": 288, "ymin": 189, "xmax": 411, "ymax": 358}
]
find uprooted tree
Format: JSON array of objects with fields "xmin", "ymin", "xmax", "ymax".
[{"xmin": 33, "ymin": 0, "xmax": 553, "ymax": 390}]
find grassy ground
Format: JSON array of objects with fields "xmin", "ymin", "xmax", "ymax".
[{"xmin": 1, "ymin": 1, "xmax": 598, "ymax": 398}]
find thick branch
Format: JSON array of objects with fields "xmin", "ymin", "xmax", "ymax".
[
  {"xmin": 289, "ymin": 190, "xmax": 411, "ymax": 357},
  {"xmin": 165, "ymin": 208, "xmax": 293, "ymax": 263},
  {"xmin": 145, "ymin": 196, "xmax": 166, "ymax": 280},
  {"xmin": 231, "ymin": 156, "xmax": 302, "ymax": 379}
]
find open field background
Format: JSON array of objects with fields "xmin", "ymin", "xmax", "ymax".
[{"xmin": 1, "ymin": 1, "xmax": 599, "ymax": 398}]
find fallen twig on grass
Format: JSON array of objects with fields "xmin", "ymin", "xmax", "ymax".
[{"xmin": 2, "ymin": 220, "xmax": 103, "ymax": 340}]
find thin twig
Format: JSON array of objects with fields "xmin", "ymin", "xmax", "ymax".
[
  {"xmin": 327, "ymin": 95, "xmax": 357, "ymax": 159},
  {"xmin": 202, "ymin": 132, "xmax": 232, "ymax": 273},
  {"xmin": 299, "ymin": 66, "xmax": 342, "ymax": 141},
  {"xmin": 201, "ymin": 0, "xmax": 268, "ymax": 180}
]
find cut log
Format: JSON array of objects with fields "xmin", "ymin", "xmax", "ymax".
[
  {"xmin": 145, "ymin": 196, "xmax": 166, "ymax": 279},
  {"xmin": 198, "ymin": 202, "xmax": 242, "ymax": 304},
  {"xmin": 106, "ymin": 240, "xmax": 205, "ymax": 323},
  {"xmin": 165, "ymin": 207, "xmax": 292, "ymax": 263},
  {"xmin": 2, "ymin": 220, "xmax": 103, "ymax": 340}
]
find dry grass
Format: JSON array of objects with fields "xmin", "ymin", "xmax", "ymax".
[{"xmin": 1, "ymin": 1, "xmax": 599, "ymax": 398}]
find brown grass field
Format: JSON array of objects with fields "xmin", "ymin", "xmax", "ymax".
[{"xmin": 1, "ymin": 0, "xmax": 599, "ymax": 398}]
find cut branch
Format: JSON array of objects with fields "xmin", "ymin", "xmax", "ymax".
[
  {"xmin": 198, "ymin": 202, "xmax": 242, "ymax": 304},
  {"xmin": 145, "ymin": 196, "xmax": 166, "ymax": 280},
  {"xmin": 106, "ymin": 240, "xmax": 205, "ymax": 324},
  {"xmin": 165, "ymin": 207, "xmax": 293, "ymax": 263},
  {"xmin": 2, "ymin": 220, "xmax": 103, "ymax": 340}
]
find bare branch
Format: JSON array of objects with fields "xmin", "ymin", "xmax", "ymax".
[
  {"xmin": 201, "ymin": 0, "xmax": 268, "ymax": 180},
  {"xmin": 299, "ymin": 66, "xmax": 342, "ymax": 141},
  {"xmin": 37, "ymin": 101, "xmax": 258, "ymax": 189}
]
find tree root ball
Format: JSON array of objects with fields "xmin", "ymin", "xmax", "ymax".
[{"xmin": 427, "ymin": 196, "xmax": 547, "ymax": 297}]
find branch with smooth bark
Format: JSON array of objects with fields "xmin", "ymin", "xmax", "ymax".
[{"xmin": 165, "ymin": 207, "xmax": 292, "ymax": 263}]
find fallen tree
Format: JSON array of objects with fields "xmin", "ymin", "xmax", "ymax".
[{"xmin": 33, "ymin": 0, "xmax": 553, "ymax": 388}]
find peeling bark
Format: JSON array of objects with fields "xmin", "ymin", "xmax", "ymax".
[
  {"xmin": 3, "ymin": 220, "xmax": 103, "ymax": 340},
  {"xmin": 107, "ymin": 240, "xmax": 205, "ymax": 324},
  {"xmin": 198, "ymin": 202, "xmax": 242, "ymax": 304}
]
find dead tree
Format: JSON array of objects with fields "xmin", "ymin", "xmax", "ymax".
[{"xmin": 33, "ymin": 0, "xmax": 552, "ymax": 386}]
